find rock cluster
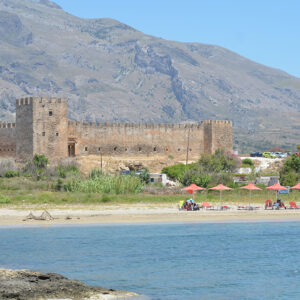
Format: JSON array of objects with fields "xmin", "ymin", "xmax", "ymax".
[{"xmin": 0, "ymin": 268, "xmax": 138, "ymax": 300}]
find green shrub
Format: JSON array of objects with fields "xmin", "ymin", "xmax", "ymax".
[
  {"xmin": 242, "ymin": 158, "xmax": 254, "ymax": 166},
  {"xmin": 164, "ymin": 150, "xmax": 238, "ymax": 187},
  {"xmin": 280, "ymin": 171, "xmax": 299, "ymax": 187},
  {"xmin": 56, "ymin": 164, "xmax": 78, "ymax": 178},
  {"xmin": 33, "ymin": 154, "xmax": 48, "ymax": 169},
  {"xmin": 54, "ymin": 179, "xmax": 64, "ymax": 191},
  {"xmin": 139, "ymin": 168, "xmax": 150, "ymax": 184},
  {"xmin": 0, "ymin": 158, "xmax": 17, "ymax": 177},
  {"xmin": 89, "ymin": 168, "xmax": 103, "ymax": 179},
  {"xmin": 64, "ymin": 174, "xmax": 143, "ymax": 194},
  {"xmin": 162, "ymin": 163, "xmax": 188, "ymax": 180},
  {"xmin": 3, "ymin": 170, "xmax": 19, "ymax": 178},
  {"xmin": 56, "ymin": 167, "xmax": 66, "ymax": 178},
  {"xmin": 101, "ymin": 194, "xmax": 111, "ymax": 203},
  {"xmin": 22, "ymin": 155, "xmax": 49, "ymax": 180},
  {"xmin": 280, "ymin": 154, "xmax": 300, "ymax": 186},
  {"xmin": 181, "ymin": 171, "xmax": 211, "ymax": 187},
  {"xmin": 0, "ymin": 195, "xmax": 11, "ymax": 204}
]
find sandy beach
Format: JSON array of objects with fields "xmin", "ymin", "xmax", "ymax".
[{"xmin": 1, "ymin": 204, "xmax": 300, "ymax": 226}]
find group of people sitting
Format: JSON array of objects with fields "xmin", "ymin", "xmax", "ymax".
[
  {"xmin": 179, "ymin": 199, "xmax": 200, "ymax": 211},
  {"xmin": 265, "ymin": 199, "xmax": 286, "ymax": 210},
  {"xmin": 180, "ymin": 198, "xmax": 294, "ymax": 211}
]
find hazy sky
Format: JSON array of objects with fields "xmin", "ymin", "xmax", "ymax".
[{"xmin": 54, "ymin": 0, "xmax": 300, "ymax": 78}]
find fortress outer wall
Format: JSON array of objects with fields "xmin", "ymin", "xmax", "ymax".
[
  {"xmin": 68, "ymin": 121, "xmax": 205, "ymax": 159},
  {"xmin": 0, "ymin": 97, "xmax": 233, "ymax": 160},
  {"xmin": 0, "ymin": 123, "xmax": 16, "ymax": 157}
]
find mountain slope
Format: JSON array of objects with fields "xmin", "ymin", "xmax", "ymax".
[{"xmin": 0, "ymin": 0, "xmax": 299, "ymax": 152}]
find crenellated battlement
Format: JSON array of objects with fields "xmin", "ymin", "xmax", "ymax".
[
  {"xmin": 16, "ymin": 97, "xmax": 67, "ymax": 106},
  {"xmin": 201, "ymin": 120, "xmax": 232, "ymax": 125},
  {"xmin": 0, "ymin": 122, "xmax": 16, "ymax": 129},
  {"xmin": 16, "ymin": 97, "xmax": 33, "ymax": 106},
  {"xmin": 68, "ymin": 120, "xmax": 203, "ymax": 130}
]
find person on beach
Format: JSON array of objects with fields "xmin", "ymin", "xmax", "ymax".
[{"xmin": 273, "ymin": 199, "xmax": 286, "ymax": 210}]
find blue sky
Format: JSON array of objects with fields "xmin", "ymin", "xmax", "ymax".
[{"xmin": 54, "ymin": 0, "xmax": 300, "ymax": 78}]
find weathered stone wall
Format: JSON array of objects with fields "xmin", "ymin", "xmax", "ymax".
[
  {"xmin": 68, "ymin": 121, "xmax": 205, "ymax": 159},
  {"xmin": 0, "ymin": 123, "xmax": 16, "ymax": 157},
  {"xmin": 32, "ymin": 97, "xmax": 68, "ymax": 158},
  {"xmin": 2, "ymin": 97, "xmax": 233, "ymax": 160},
  {"xmin": 16, "ymin": 98, "xmax": 33, "ymax": 158},
  {"xmin": 203, "ymin": 120, "xmax": 233, "ymax": 154},
  {"xmin": 16, "ymin": 97, "xmax": 68, "ymax": 159}
]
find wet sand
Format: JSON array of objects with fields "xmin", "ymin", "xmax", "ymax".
[{"xmin": 1, "ymin": 204, "xmax": 300, "ymax": 226}]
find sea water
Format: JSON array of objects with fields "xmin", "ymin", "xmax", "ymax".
[{"xmin": 0, "ymin": 222, "xmax": 300, "ymax": 300}]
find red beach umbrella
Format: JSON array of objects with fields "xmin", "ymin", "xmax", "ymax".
[
  {"xmin": 267, "ymin": 183, "xmax": 288, "ymax": 201},
  {"xmin": 291, "ymin": 183, "xmax": 300, "ymax": 190},
  {"xmin": 266, "ymin": 183, "xmax": 288, "ymax": 191},
  {"xmin": 240, "ymin": 184, "xmax": 262, "ymax": 207},
  {"xmin": 209, "ymin": 184, "xmax": 232, "ymax": 204},
  {"xmin": 241, "ymin": 183, "xmax": 262, "ymax": 191},
  {"xmin": 291, "ymin": 183, "xmax": 300, "ymax": 199},
  {"xmin": 209, "ymin": 184, "xmax": 232, "ymax": 191},
  {"xmin": 181, "ymin": 184, "xmax": 205, "ymax": 198}
]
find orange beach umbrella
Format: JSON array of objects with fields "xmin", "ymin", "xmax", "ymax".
[
  {"xmin": 266, "ymin": 183, "xmax": 288, "ymax": 191},
  {"xmin": 240, "ymin": 183, "xmax": 262, "ymax": 206},
  {"xmin": 181, "ymin": 184, "xmax": 205, "ymax": 198},
  {"xmin": 181, "ymin": 184, "xmax": 205, "ymax": 193},
  {"xmin": 267, "ymin": 183, "xmax": 288, "ymax": 201},
  {"xmin": 291, "ymin": 183, "xmax": 300, "ymax": 190},
  {"xmin": 241, "ymin": 183, "xmax": 262, "ymax": 191},
  {"xmin": 209, "ymin": 184, "xmax": 232, "ymax": 204}
]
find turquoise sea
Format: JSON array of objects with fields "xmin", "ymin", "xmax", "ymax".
[{"xmin": 1, "ymin": 222, "xmax": 300, "ymax": 299}]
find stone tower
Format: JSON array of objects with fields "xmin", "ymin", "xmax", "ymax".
[
  {"xmin": 16, "ymin": 97, "xmax": 68, "ymax": 159},
  {"xmin": 202, "ymin": 120, "xmax": 233, "ymax": 154}
]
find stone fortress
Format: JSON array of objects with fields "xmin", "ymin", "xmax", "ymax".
[{"xmin": 0, "ymin": 97, "xmax": 233, "ymax": 160}]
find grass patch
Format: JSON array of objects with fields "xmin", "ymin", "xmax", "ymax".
[
  {"xmin": 0, "ymin": 195, "xmax": 11, "ymax": 204},
  {"xmin": 0, "ymin": 176, "xmax": 299, "ymax": 206}
]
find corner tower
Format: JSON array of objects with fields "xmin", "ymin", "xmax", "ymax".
[
  {"xmin": 202, "ymin": 120, "xmax": 233, "ymax": 154},
  {"xmin": 16, "ymin": 97, "xmax": 68, "ymax": 159}
]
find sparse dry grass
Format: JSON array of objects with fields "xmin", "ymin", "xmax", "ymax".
[{"xmin": 0, "ymin": 177, "xmax": 299, "ymax": 207}]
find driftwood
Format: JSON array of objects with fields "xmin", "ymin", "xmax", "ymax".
[{"xmin": 23, "ymin": 210, "xmax": 54, "ymax": 221}]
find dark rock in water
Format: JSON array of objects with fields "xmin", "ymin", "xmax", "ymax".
[{"xmin": 0, "ymin": 268, "xmax": 138, "ymax": 299}]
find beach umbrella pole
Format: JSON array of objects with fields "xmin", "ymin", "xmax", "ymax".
[{"xmin": 249, "ymin": 190, "xmax": 251, "ymax": 208}]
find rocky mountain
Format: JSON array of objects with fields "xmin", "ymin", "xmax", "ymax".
[{"xmin": 0, "ymin": 0, "xmax": 299, "ymax": 152}]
